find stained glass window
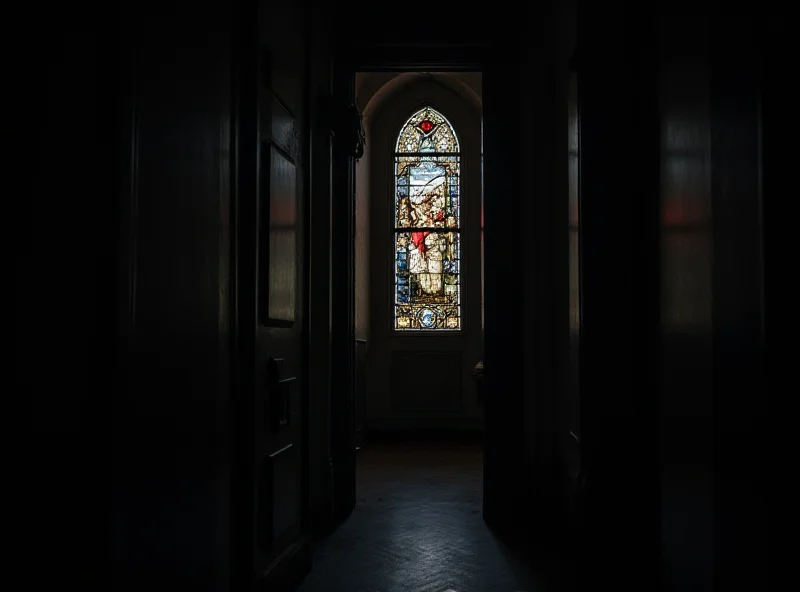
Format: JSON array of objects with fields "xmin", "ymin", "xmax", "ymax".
[{"xmin": 394, "ymin": 107, "xmax": 461, "ymax": 330}]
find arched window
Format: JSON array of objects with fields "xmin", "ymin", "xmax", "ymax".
[{"xmin": 393, "ymin": 106, "xmax": 461, "ymax": 330}]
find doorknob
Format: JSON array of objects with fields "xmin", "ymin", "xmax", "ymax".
[{"xmin": 266, "ymin": 357, "xmax": 294, "ymax": 432}]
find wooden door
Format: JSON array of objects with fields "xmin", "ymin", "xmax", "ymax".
[{"xmin": 235, "ymin": 0, "xmax": 311, "ymax": 585}]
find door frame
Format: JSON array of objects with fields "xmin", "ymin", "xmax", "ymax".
[
  {"xmin": 329, "ymin": 63, "xmax": 358, "ymax": 524},
  {"xmin": 330, "ymin": 42, "xmax": 533, "ymax": 539},
  {"xmin": 229, "ymin": 1, "xmax": 259, "ymax": 587}
]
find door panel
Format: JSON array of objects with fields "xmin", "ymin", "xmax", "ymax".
[
  {"xmin": 251, "ymin": 0, "xmax": 308, "ymax": 579},
  {"xmin": 261, "ymin": 144, "xmax": 298, "ymax": 325}
]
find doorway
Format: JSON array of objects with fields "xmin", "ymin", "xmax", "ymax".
[
  {"xmin": 326, "ymin": 44, "xmax": 538, "ymax": 543},
  {"xmin": 354, "ymin": 72, "xmax": 484, "ymax": 440},
  {"xmin": 305, "ymin": 52, "xmax": 551, "ymax": 588},
  {"xmin": 351, "ymin": 70, "xmax": 487, "ymax": 539},
  {"xmin": 311, "ymin": 38, "xmax": 577, "ymax": 590},
  {"xmin": 345, "ymin": 70, "xmax": 493, "ymax": 588}
]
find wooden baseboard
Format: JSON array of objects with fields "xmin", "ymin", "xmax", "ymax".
[{"xmin": 258, "ymin": 539, "xmax": 312, "ymax": 592}]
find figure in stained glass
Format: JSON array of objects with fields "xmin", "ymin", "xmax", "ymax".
[{"xmin": 393, "ymin": 107, "xmax": 461, "ymax": 330}]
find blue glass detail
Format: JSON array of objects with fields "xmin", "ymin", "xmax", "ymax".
[{"xmin": 420, "ymin": 309, "xmax": 436, "ymax": 328}]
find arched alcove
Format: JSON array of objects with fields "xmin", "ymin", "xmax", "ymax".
[
  {"xmin": 358, "ymin": 72, "xmax": 481, "ymax": 120},
  {"xmin": 355, "ymin": 73, "xmax": 484, "ymax": 432}
]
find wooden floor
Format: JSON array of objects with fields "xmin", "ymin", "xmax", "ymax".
[{"xmin": 296, "ymin": 440, "xmax": 552, "ymax": 592}]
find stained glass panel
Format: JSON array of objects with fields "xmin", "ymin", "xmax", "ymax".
[
  {"xmin": 395, "ymin": 231, "xmax": 460, "ymax": 329},
  {"xmin": 395, "ymin": 156, "xmax": 459, "ymax": 229},
  {"xmin": 395, "ymin": 107, "xmax": 460, "ymax": 154},
  {"xmin": 394, "ymin": 107, "xmax": 461, "ymax": 331}
]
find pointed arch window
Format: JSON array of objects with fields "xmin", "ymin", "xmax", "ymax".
[{"xmin": 393, "ymin": 106, "xmax": 461, "ymax": 330}]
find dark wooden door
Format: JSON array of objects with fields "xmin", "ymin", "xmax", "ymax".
[
  {"xmin": 253, "ymin": 93, "xmax": 305, "ymax": 563},
  {"xmin": 235, "ymin": 0, "xmax": 311, "ymax": 585}
]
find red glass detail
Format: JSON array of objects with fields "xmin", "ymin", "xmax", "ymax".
[
  {"xmin": 419, "ymin": 119, "xmax": 434, "ymax": 133},
  {"xmin": 412, "ymin": 231, "xmax": 430, "ymax": 254}
]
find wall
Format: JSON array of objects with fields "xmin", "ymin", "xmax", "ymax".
[
  {"xmin": 354, "ymin": 108, "xmax": 371, "ymax": 342},
  {"xmin": 354, "ymin": 78, "xmax": 371, "ymax": 446},
  {"xmin": 21, "ymin": 2, "xmax": 125, "ymax": 587},
  {"xmin": 577, "ymin": 1, "xmax": 662, "ymax": 587},
  {"xmin": 511, "ymin": 0, "xmax": 578, "ymax": 544},
  {"xmin": 358, "ymin": 74, "xmax": 484, "ymax": 431},
  {"xmin": 577, "ymin": 4, "xmax": 769, "ymax": 590},
  {"xmin": 111, "ymin": 1, "xmax": 234, "ymax": 589},
  {"xmin": 656, "ymin": 11, "xmax": 767, "ymax": 591},
  {"xmin": 565, "ymin": 68, "xmax": 581, "ymax": 531},
  {"xmin": 657, "ymin": 48, "xmax": 715, "ymax": 590},
  {"xmin": 553, "ymin": 0, "xmax": 580, "ymax": 538}
]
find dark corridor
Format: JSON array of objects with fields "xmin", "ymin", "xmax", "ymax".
[
  {"xmin": 23, "ymin": 2, "xmax": 784, "ymax": 591},
  {"xmin": 296, "ymin": 439, "xmax": 560, "ymax": 592}
]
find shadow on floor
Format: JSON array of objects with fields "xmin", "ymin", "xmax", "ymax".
[{"xmin": 296, "ymin": 440, "xmax": 556, "ymax": 592}]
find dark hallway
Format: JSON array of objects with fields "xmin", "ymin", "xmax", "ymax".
[
  {"xmin": 21, "ymin": 2, "xmax": 785, "ymax": 592},
  {"xmin": 297, "ymin": 439, "xmax": 553, "ymax": 592}
]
